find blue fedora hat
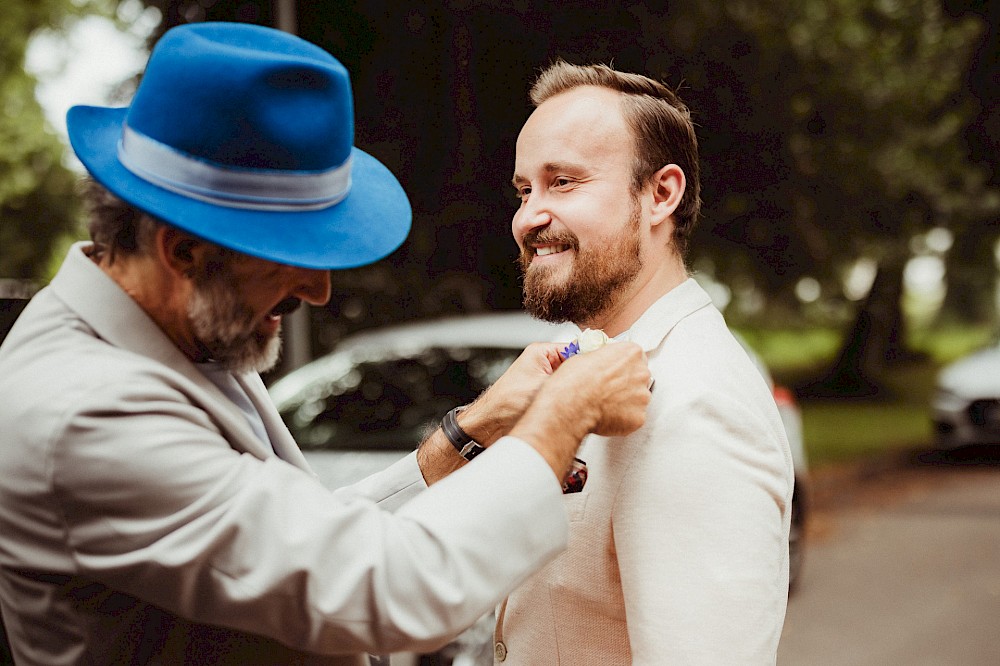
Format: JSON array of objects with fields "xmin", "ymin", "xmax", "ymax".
[{"xmin": 67, "ymin": 22, "xmax": 411, "ymax": 270}]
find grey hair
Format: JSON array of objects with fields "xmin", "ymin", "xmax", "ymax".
[{"xmin": 79, "ymin": 177, "xmax": 162, "ymax": 264}]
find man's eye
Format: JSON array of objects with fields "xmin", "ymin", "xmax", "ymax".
[
  {"xmin": 554, "ymin": 178, "xmax": 572, "ymax": 188},
  {"xmin": 516, "ymin": 187, "xmax": 531, "ymax": 199}
]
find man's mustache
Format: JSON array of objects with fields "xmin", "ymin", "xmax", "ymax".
[
  {"xmin": 521, "ymin": 229, "xmax": 579, "ymax": 250},
  {"xmin": 270, "ymin": 297, "xmax": 302, "ymax": 317}
]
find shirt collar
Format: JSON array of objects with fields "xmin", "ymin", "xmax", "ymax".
[{"xmin": 614, "ymin": 277, "xmax": 714, "ymax": 353}]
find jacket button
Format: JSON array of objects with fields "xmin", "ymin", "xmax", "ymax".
[{"xmin": 494, "ymin": 641, "xmax": 508, "ymax": 662}]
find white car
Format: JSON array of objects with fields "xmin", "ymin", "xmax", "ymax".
[
  {"xmin": 932, "ymin": 341, "xmax": 1000, "ymax": 448},
  {"xmin": 269, "ymin": 313, "xmax": 578, "ymax": 489},
  {"xmin": 269, "ymin": 311, "xmax": 810, "ymax": 598},
  {"xmin": 270, "ymin": 314, "xmax": 580, "ymax": 665}
]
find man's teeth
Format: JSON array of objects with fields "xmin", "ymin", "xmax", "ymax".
[{"xmin": 536, "ymin": 244, "xmax": 570, "ymax": 257}]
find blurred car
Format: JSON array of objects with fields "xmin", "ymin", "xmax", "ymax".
[
  {"xmin": 269, "ymin": 313, "xmax": 578, "ymax": 489},
  {"xmin": 931, "ymin": 340, "xmax": 1000, "ymax": 448},
  {"xmin": 1, "ymin": 298, "xmax": 30, "ymax": 346},
  {"xmin": 270, "ymin": 313, "xmax": 578, "ymax": 665},
  {"xmin": 751, "ymin": 353, "xmax": 810, "ymax": 594},
  {"xmin": 270, "ymin": 311, "xmax": 810, "ymax": 599}
]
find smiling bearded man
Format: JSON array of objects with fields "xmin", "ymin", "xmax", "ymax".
[{"xmin": 496, "ymin": 60, "xmax": 795, "ymax": 665}]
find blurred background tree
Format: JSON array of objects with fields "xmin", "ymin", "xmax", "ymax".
[
  {"xmin": 0, "ymin": 0, "xmax": 108, "ymax": 282},
  {"xmin": 940, "ymin": 0, "xmax": 1000, "ymax": 326},
  {"xmin": 687, "ymin": 0, "xmax": 998, "ymax": 395},
  {"xmin": 9, "ymin": 0, "xmax": 998, "ymax": 392}
]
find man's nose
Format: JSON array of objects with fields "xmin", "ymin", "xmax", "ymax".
[
  {"xmin": 512, "ymin": 193, "xmax": 553, "ymax": 244},
  {"xmin": 291, "ymin": 268, "xmax": 332, "ymax": 306}
]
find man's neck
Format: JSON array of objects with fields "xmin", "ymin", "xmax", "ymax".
[
  {"xmin": 96, "ymin": 249, "xmax": 207, "ymax": 362},
  {"xmin": 581, "ymin": 258, "xmax": 688, "ymax": 337}
]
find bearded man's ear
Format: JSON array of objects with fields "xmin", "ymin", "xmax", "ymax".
[
  {"xmin": 649, "ymin": 163, "xmax": 685, "ymax": 228},
  {"xmin": 158, "ymin": 227, "xmax": 204, "ymax": 279}
]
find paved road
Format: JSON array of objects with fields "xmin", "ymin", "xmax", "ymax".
[{"xmin": 778, "ymin": 447, "xmax": 1000, "ymax": 665}]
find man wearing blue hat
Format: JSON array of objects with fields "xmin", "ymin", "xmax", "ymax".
[{"xmin": 0, "ymin": 23, "xmax": 652, "ymax": 665}]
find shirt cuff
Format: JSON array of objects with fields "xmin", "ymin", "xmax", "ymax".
[{"xmin": 334, "ymin": 451, "xmax": 426, "ymax": 513}]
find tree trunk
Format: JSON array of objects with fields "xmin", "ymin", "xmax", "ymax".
[
  {"xmin": 804, "ymin": 256, "xmax": 909, "ymax": 399},
  {"xmin": 939, "ymin": 228, "xmax": 998, "ymax": 325}
]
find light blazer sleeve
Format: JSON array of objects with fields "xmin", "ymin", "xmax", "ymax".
[
  {"xmin": 0, "ymin": 244, "xmax": 568, "ymax": 660},
  {"xmin": 47, "ymin": 371, "xmax": 568, "ymax": 656},
  {"xmin": 612, "ymin": 352, "xmax": 792, "ymax": 663}
]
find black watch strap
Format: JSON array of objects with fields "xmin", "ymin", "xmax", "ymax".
[{"xmin": 442, "ymin": 405, "xmax": 486, "ymax": 461}]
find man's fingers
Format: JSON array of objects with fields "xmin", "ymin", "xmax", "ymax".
[{"xmin": 552, "ymin": 342, "xmax": 651, "ymax": 437}]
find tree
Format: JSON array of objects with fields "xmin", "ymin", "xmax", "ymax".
[
  {"xmin": 741, "ymin": 0, "xmax": 996, "ymax": 394},
  {"xmin": 632, "ymin": 0, "xmax": 994, "ymax": 394},
  {"xmin": 938, "ymin": 0, "xmax": 1000, "ymax": 326},
  {"xmin": 124, "ymin": 1, "xmax": 999, "ymax": 378},
  {"xmin": 0, "ymin": 0, "xmax": 115, "ymax": 281}
]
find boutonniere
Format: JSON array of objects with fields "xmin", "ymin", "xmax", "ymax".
[{"xmin": 560, "ymin": 328, "xmax": 610, "ymax": 359}]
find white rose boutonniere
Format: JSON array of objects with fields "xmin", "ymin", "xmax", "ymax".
[
  {"xmin": 559, "ymin": 327, "xmax": 655, "ymax": 392},
  {"xmin": 559, "ymin": 328, "xmax": 610, "ymax": 359}
]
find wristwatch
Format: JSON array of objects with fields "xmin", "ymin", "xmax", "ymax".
[{"xmin": 441, "ymin": 405, "xmax": 486, "ymax": 461}]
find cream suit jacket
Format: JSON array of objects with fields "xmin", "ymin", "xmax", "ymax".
[
  {"xmin": 499, "ymin": 279, "xmax": 794, "ymax": 665},
  {"xmin": 0, "ymin": 243, "xmax": 569, "ymax": 665}
]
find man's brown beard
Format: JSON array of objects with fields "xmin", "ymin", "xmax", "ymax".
[
  {"xmin": 187, "ymin": 260, "xmax": 282, "ymax": 374},
  {"xmin": 520, "ymin": 202, "xmax": 643, "ymax": 325}
]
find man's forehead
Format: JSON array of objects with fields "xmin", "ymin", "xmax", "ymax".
[
  {"xmin": 536, "ymin": 85, "xmax": 623, "ymax": 122},
  {"xmin": 515, "ymin": 86, "xmax": 631, "ymax": 171}
]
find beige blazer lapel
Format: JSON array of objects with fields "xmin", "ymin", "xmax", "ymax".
[{"xmin": 179, "ymin": 376, "xmax": 274, "ymax": 461}]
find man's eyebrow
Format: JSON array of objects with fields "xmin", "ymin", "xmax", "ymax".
[{"xmin": 511, "ymin": 162, "xmax": 586, "ymax": 187}]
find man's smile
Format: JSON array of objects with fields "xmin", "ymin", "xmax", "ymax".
[{"xmin": 535, "ymin": 244, "xmax": 572, "ymax": 257}]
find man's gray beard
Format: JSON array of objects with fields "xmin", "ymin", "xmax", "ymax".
[
  {"xmin": 187, "ymin": 277, "xmax": 282, "ymax": 374},
  {"xmin": 521, "ymin": 204, "xmax": 643, "ymax": 325}
]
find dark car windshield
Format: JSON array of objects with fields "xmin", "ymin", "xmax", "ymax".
[{"xmin": 278, "ymin": 345, "xmax": 520, "ymax": 451}]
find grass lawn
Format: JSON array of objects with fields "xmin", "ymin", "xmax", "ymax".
[
  {"xmin": 799, "ymin": 402, "xmax": 932, "ymax": 466},
  {"xmin": 739, "ymin": 323, "xmax": 995, "ymax": 468}
]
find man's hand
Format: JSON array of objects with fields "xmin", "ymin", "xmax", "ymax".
[
  {"xmin": 459, "ymin": 341, "xmax": 567, "ymax": 445},
  {"xmin": 559, "ymin": 342, "xmax": 651, "ymax": 436},
  {"xmin": 510, "ymin": 342, "xmax": 651, "ymax": 480},
  {"xmin": 415, "ymin": 341, "xmax": 567, "ymax": 485},
  {"xmin": 417, "ymin": 340, "xmax": 649, "ymax": 485}
]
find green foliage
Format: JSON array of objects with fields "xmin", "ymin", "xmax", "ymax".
[
  {"xmin": 770, "ymin": 0, "xmax": 989, "ymax": 224},
  {"xmin": 736, "ymin": 325, "xmax": 843, "ymax": 378},
  {"xmin": 908, "ymin": 322, "xmax": 996, "ymax": 363},
  {"xmin": 746, "ymin": 320, "xmax": 988, "ymax": 379},
  {"xmin": 798, "ymin": 328, "xmax": 937, "ymax": 466},
  {"xmin": 747, "ymin": 323, "xmax": 993, "ymax": 466},
  {"xmin": 801, "ymin": 401, "xmax": 931, "ymax": 465},
  {"xmin": 652, "ymin": 0, "xmax": 996, "ymax": 311},
  {"xmin": 0, "ymin": 0, "xmax": 118, "ymax": 281}
]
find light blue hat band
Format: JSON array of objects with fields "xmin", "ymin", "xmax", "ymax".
[{"xmin": 117, "ymin": 124, "xmax": 353, "ymax": 212}]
